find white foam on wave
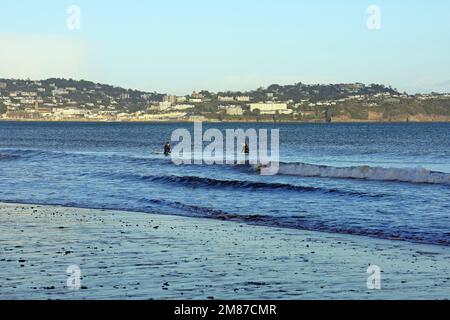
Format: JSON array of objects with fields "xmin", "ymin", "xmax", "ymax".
[{"xmin": 272, "ymin": 162, "xmax": 450, "ymax": 185}]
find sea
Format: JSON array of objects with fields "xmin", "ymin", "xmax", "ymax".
[{"xmin": 1, "ymin": 121, "xmax": 449, "ymax": 246}]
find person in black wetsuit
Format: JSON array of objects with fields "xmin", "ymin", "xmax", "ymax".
[
  {"xmin": 163, "ymin": 142, "xmax": 171, "ymax": 156},
  {"xmin": 242, "ymin": 143, "xmax": 249, "ymax": 155}
]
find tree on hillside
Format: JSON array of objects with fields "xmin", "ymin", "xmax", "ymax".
[{"xmin": 0, "ymin": 103, "xmax": 7, "ymax": 114}]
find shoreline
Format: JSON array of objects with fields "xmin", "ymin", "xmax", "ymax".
[
  {"xmin": 1, "ymin": 202, "xmax": 449, "ymax": 300},
  {"xmin": 1, "ymin": 199, "xmax": 450, "ymax": 248},
  {"xmin": 1, "ymin": 119, "xmax": 450, "ymax": 124}
]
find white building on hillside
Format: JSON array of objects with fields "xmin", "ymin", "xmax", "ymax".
[
  {"xmin": 249, "ymin": 102, "xmax": 289, "ymax": 115},
  {"xmin": 218, "ymin": 96, "xmax": 235, "ymax": 102},
  {"xmin": 158, "ymin": 101, "xmax": 172, "ymax": 111},
  {"xmin": 53, "ymin": 108, "xmax": 85, "ymax": 117},
  {"xmin": 172, "ymin": 104, "xmax": 195, "ymax": 111},
  {"xmin": 52, "ymin": 89, "xmax": 69, "ymax": 96},
  {"xmin": 226, "ymin": 106, "xmax": 244, "ymax": 116}
]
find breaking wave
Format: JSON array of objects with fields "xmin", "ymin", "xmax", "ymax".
[{"xmin": 269, "ymin": 162, "xmax": 450, "ymax": 185}]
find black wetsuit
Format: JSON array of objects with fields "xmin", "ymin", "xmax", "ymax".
[{"xmin": 164, "ymin": 144, "xmax": 171, "ymax": 156}]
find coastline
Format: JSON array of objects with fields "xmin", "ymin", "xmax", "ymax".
[
  {"xmin": 1, "ymin": 202, "xmax": 449, "ymax": 300},
  {"xmin": 1, "ymin": 118, "xmax": 450, "ymax": 123}
]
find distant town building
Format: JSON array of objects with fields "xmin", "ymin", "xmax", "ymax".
[
  {"xmin": 52, "ymin": 89, "xmax": 69, "ymax": 96},
  {"xmin": 21, "ymin": 92, "xmax": 38, "ymax": 97},
  {"xmin": 226, "ymin": 106, "xmax": 244, "ymax": 116},
  {"xmin": 158, "ymin": 101, "xmax": 172, "ymax": 111},
  {"xmin": 5, "ymin": 111, "xmax": 40, "ymax": 119},
  {"xmin": 218, "ymin": 96, "xmax": 235, "ymax": 102},
  {"xmin": 172, "ymin": 104, "xmax": 195, "ymax": 111},
  {"xmin": 19, "ymin": 98, "xmax": 36, "ymax": 105},
  {"xmin": 249, "ymin": 102, "xmax": 289, "ymax": 115},
  {"xmin": 53, "ymin": 108, "xmax": 85, "ymax": 118},
  {"xmin": 236, "ymin": 96, "xmax": 250, "ymax": 102},
  {"xmin": 35, "ymin": 102, "xmax": 53, "ymax": 114},
  {"xmin": 117, "ymin": 113, "xmax": 131, "ymax": 120},
  {"xmin": 191, "ymin": 91, "xmax": 204, "ymax": 99},
  {"xmin": 163, "ymin": 95, "xmax": 177, "ymax": 104},
  {"xmin": 119, "ymin": 93, "xmax": 130, "ymax": 100}
]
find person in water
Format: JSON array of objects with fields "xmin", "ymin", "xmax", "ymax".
[
  {"xmin": 242, "ymin": 142, "xmax": 249, "ymax": 155},
  {"xmin": 163, "ymin": 142, "xmax": 171, "ymax": 156}
]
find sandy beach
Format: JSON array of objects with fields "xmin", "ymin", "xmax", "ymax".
[{"xmin": 0, "ymin": 202, "xmax": 449, "ymax": 300}]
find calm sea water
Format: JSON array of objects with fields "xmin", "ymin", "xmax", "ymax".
[{"xmin": 1, "ymin": 122, "xmax": 449, "ymax": 246}]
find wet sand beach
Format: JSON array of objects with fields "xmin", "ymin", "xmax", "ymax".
[{"xmin": 1, "ymin": 202, "xmax": 449, "ymax": 300}]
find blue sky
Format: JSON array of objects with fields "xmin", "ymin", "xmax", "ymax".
[{"xmin": 0, "ymin": 0, "xmax": 449, "ymax": 94}]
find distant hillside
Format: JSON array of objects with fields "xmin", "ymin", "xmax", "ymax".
[
  {"xmin": 1, "ymin": 78, "xmax": 399, "ymax": 104},
  {"xmin": 0, "ymin": 78, "xmax": 165, "ymax": 113},
  {"xmin": 1, "ymin": 78, "xmax": 449, "ymax": 122},
  {"xmin": 213, "ymin": 82, "xmax": 400, "ymax": 102}
]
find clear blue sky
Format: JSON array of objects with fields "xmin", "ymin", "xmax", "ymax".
[{"xmin": 1, "ymin": 0, "xmax": 449, "ymax": 94}]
